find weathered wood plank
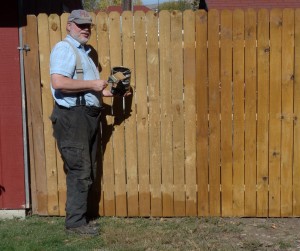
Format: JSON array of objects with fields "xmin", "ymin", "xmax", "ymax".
[
  {"xmin": 183, "ymin": 10, "xmax": 197, "ymax": 216},
  {"xmin": 220, "ymin": 9, "xmax": 233, "ymax": 217}
]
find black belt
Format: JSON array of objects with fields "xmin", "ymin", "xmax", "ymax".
[{"xmin": 55, "ymin": 102, "xmax": 103, "ymax": 115}]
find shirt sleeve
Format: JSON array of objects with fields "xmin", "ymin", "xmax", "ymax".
[{"xmin": 50, "ymin": 41, "xmax": 76, "ymax": 78}]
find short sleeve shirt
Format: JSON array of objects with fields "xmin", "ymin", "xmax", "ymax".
[{"xmin": 50, "ymin": 35, "xmax": 101, "ymax": 108}]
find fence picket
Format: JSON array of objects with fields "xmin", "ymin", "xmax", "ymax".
[
  {"xmin": 159, "ymin": 11, "xmax": 174, "ymax": 216},
  {"xmin": 281, "ymin": 9, "xmax": 294, "ymax": 217},
  {"xmin": 122, "ymin": 11, "xmax": 139, "ymax": 216},
  {"xmin": 208, "ymin": 9, "xmax": 221, "ymax": 216},
  {"xmin": 147, "ymin": 11, "xmax": 162, "ymax": 217},
  {"xmin": 23, "ymin": 15, "xmax": 48, "ymax": 215},
  {"xmin": 269, "ymin": 9, "xmax": 282, "ymax": 217},
  {"xmin": 97, "ymin": 12, "xmax": 115, "ymax": 216},
  {"xmin": 109, "ymin": 12, "xmax": 127, "ymax": 216},
  {"xmin": 135, "ymin": 11, "xmax": 151, "ymax": 216},
  {"xmin": 183, "ymin": 10, "xmax": 197, "ymax": 216},
  {"xmin": 293, "ymin": 9, "xmax": 300, "ymax": 216},
  {"xmin": 232, "ymin": 9, "xmax": 245, "ymax": 216},
  {"xmin": 244, "ymin": 9, "xmax": 257, "ymax": 216},
  {"xmin": 220, "ymin": 9, "xmax": 233, "ymax": 217},
  {"xmin": 195, "ymin": 10, "xmax": 209, "ymax": 216},
  {"xmin": 257, "ymin": 9, "xmax": 269, "ymax": 217},
  {"xmin": 171, "ymin": 10, "xmax": 185, "ymax": 216},
  {"xmin": 38, "ymin": 13, "xmax": 59, "ymax": 215},
  {"xmin": 48, "ymin": 14, "xmax": 66, "ymax": 216}
]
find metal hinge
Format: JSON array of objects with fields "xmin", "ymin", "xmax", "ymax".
[{"xmin": 17, "ymin": 44, "xmax": 30, "ymax": 54}]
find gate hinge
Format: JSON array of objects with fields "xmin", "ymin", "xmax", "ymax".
[{"xmin": 17, "ymin": 44, "xmax": 30, "ymax": 53}]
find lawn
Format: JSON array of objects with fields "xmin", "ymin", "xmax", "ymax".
[{"xmin": 0, "ymin": 215, "xmax": 299, "ymax": 250}]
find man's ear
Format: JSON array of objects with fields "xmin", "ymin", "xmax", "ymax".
[{"xmin": 66, "ymin": 22, "xmax": 71, "ymax": 33}]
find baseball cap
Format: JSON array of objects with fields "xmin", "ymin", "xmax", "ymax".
[{"xmin": 68, "ymin": 9, "xmax": 93, "ymax": 24}]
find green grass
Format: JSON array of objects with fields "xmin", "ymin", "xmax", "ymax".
[
  {"xmin": 0, "ymin": 216, "xmax": 298, "ymax": 251},
  {"xmin": 0, "ymin": 216, "xmax": 236, "ymax": 251}
]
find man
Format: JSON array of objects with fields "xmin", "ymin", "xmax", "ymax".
[{"xmin": 50, "ymin": 9, "xmax": 129, "ymax": 236}]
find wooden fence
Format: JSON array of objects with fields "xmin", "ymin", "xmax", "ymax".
[{"xmin": 22, "ymin": 9, "xmax": 300, "ymax": 217}]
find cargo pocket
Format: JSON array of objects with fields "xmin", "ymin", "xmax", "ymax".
[
  {"xmin": 77, "ymin": 178, "xmax": 92, "ymax": 193},
  {"xmin": 60, "ymin": 142, "xmax": 84, "ymax": 171}
]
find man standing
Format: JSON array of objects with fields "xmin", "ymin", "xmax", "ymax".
[{"xmin": 50, "ymin": 9, "xmax": 128, "ymax": 236}]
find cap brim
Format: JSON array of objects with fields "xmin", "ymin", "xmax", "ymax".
[{"xmin": 72, "ymin": 19, "xmax": 93, "ymax": 25}]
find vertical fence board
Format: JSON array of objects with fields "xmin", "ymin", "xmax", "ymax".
[
  {"xmin": 59, "ymin": 13, "xmax": 70, "ymax": 216},
  {"xmin": 269, "ymin": 9, "xmax": 283, "ymax": 217},
  {"xmin": 281, "ymin": 9, "xmax": 294, "ymax": 217},
  {"xmin": 196, "ymin": 10, "xmax": 209, "ymax": 216},
  {"xmin": 244, "ymin": 9, "xmax": 257, "ymax": 216},
  {"xmin": 159, "ymin": 11, "xmax": 174, "ymax": 216},
  {"xmin": 294, "ymin": 9, "xmax": 300, "ymax": 216},
  {"xmin": 89, "ymin": 13, "xmax": 97, "ymax": 47},
  {"xmin": 147, "ymin": 11, "xmax": 162, "ymax": 217},
  {"xmin": 109, "ymin": 12, "xmax": 127, "ymax": 216},
  {"xmin": 84, "ymin": 12, "xmax": 104, "ymax": 218},
  {"xmin": 23, "ymin": 15, "xmax": 48, "ymax": 215},
  {"xmin": 135, "ymin": 11, "xmax": 151, "ymax": 216},
  {"xmin": 122, "ymin": 11, "xmax": 139, "ymax": 217},
  {"xmin": 208, "ymin": 9, "xmax": 221, "ymax": 216},
  {"xmin": 171, "ymin": 11, "xmax": 185, "ymax": 216},
  {"xmin": 38, "ymin": 13, "xmax": 59, "ymax": 215},
  {"xmin": 97, "ymin": 12, "xmax": 115, "ymax": 216},
  {"xmin": 60, "ymin": 13, "xmax": 68, "ymax": 38},
  {"xmin": 49, "ymin": 14, "xmax": 65, "ymax": 216},
  {"xmin": 269, "ymin": 9, "xmax": 282, "ymax": 217},
  {"xmin": 183, "ymin": 10, "xmax": 197, "ymax": 216},
  {"xmin": 23, "ymin": 15, "xmax": 37, "ymax": 214},
  {"xmin": 220, "ymin": 10, "xmax": 233, "ymax": 217},
  {"xmin": 257, "ymin": 9, "xmax": 269, "ymax": 217},
  {"xmin": 232, "ymin": 9, "xmax": 245, "ymax": 216}
]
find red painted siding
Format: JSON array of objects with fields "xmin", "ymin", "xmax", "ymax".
[
  {"xmin": 0, "ymin": 26, "xmax": 25, "ymax": 209},
  {"xmin": 206, "ymin": 0, "xmax": 300, "ymax": 9},
  {"xmin": 105, "ymin": 5, "xmax": 151, "ymax": 13}
]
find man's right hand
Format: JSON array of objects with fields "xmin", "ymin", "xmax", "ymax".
[{"xmin": 93, "ymin": 80, "xmax": 108, "ymax": 92}]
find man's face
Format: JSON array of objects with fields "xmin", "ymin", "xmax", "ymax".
[{"xmin": 67, "ymin": 22, "xmax": 91, "ymax": 44}]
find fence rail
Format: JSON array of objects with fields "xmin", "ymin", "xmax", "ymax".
[{"xmin": 23, "ymin": 9, "xmax": 300, "ymax": 217}]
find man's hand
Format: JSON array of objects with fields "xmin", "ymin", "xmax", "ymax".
[
  {"xmin": 123, "ymin": 90, "xmax": 132, "ymax": 97},
  {"xmin": 92, "ymin": 79, "xmax": 108, "ymax": 92}
]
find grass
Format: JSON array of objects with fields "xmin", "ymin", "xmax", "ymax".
[
  {"xmin": 0, "ymin": 216, "xmax": 238, "ymax": 251},
  {"xmin": 0, "ymin": 216, "xmax": 297, "ymax": 250}
]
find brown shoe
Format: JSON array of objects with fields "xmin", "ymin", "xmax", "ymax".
[{"xmin": 66, "ymin": 224, "xmax": 99, "ymax": 236}]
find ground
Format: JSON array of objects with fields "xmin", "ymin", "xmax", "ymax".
[
  {"xmin": 1, "ymin": 216, "xmax": 300, "ymax": 250},
  {"xmin": 99, "ymin": 216, "xmax": 300, "ymax": 250},
  {"xmin": 204, "ymin": 217, "xmax": 300, "ymax": 250}
]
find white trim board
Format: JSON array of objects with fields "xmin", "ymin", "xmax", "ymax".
[{"xmin": 0, "ymin": 210, "xmax": 26, "ymax": 219}]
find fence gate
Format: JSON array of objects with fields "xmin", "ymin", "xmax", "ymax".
[{"xmin": 23, "ymin": 9, "xmax": 300, "ymax": 217}]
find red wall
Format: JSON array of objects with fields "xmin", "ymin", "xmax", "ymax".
[{"xmin": 0, "ymin": 26, "xmax": 25, "ymax": 209}]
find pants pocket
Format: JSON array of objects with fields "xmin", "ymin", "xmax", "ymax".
[{"xmin": 60, "ymin": 141, "xmax": 84, "ymax": 171}]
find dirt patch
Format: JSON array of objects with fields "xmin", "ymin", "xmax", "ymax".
[
  {"xmin": 100, "ymin": 217, "xmax": 300, "ymax": 250},
  {"xmin": 184, "ymin": 217, "xmax": 300, "ymax": 250}
]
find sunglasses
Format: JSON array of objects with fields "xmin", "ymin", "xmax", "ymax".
[{"xmin": 73, "ymin": 22, "xmax": 93, "ymax": 30}]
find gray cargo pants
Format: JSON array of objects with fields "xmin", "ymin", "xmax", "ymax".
[{"xmin": 50, "ymin": 103, "xmax": 101, "ymax": 228}]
